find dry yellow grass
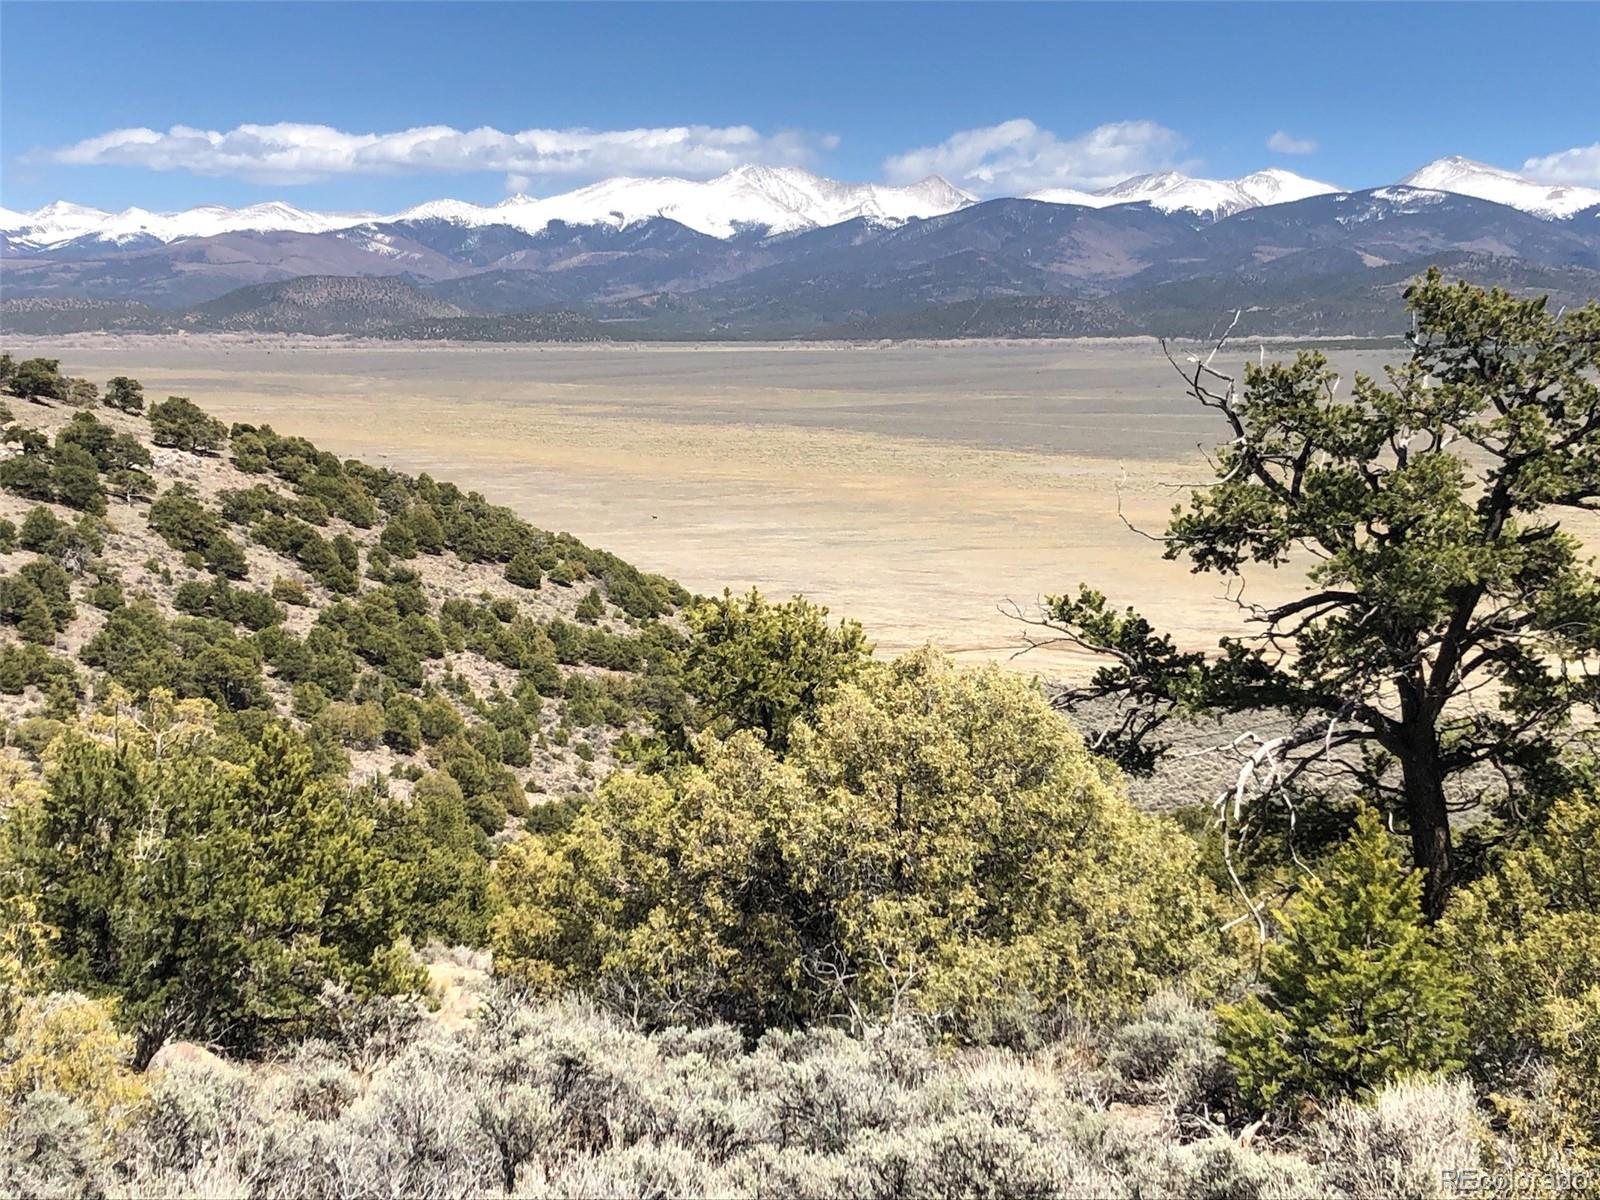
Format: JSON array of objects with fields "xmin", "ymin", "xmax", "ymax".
[{"xmin": 24, "ymin": 335, "xmax": 1597, "ymax": 680}]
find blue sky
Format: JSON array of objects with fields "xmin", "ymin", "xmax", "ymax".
[{"xmin": 3, "ymin": 1, "xmax": 1597, "ymax": 213}]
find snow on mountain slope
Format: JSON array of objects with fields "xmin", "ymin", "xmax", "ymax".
[
  {"xmin": 5, "ymin": 201, "xmax": 378, "ymax": 250},
  {"xmin": 1101, "ymin": 172, "xmax": 1254, "ymax": 218},
  {"xmin": 388, "ymin": 198, "xmax": 499, "ymax": 225},
  {"xmin": 1401, "ymin": 157, "xmax": 1600, "ymax": 219},
  {"xmin": 8, "ymin": 156, "xmax": 1595, "ymax": 256},
  {"xmin": 4, "ymin": 168, "xmax": 973, "ymax": 251},
  {"xmin": 1022, "ymin": 185, "xmax": 1106, "ymax": 208},
  {"xmin": 126, "ymin": 202, "xmax": 379, "ymax": 242},
  {"xmin": 1232, "ymin": 169, "xmax": 1341, "ymax": 207},
  {"xmin": 399, "ymin": 166, "xmax": 974, "ymax": 238},
  {"xmin": 1028, "ymin": 168, "xmax": 1338, "ymax": 219},
  {"xmin": 9, "ymin": 201, "xmax": 116, "ymax": 247}
]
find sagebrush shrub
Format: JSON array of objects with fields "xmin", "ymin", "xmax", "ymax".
[
  {"xmin": 0, "ymin": 1090, "xmax": 109, "ymax": 1200},
  {"xmin": 0, "ymin": 990, "xmax": 1439, "ymax": 1198},
  {"xmin": 519, "ymin": 1140, "xmax": 738, "ymax": 1200},
  {"xmin": 1308, "ymin": 1076, "xmax": 1486, "ymax": 1200},
  {"xmin": 132, "ymin": 1057, "xmax": 255, "ymax": 1176},
  {"xmin": 844, "ymin": 1114, "xmax": 1075, "ymax": 1200},
  {"xmin": 1104, "ymin": 990, "xmax": 1234, "ymax": 1119},
  {"xmin": 1139, "ymin": 1136, "xmax": 1325, "ymax": 1200}
]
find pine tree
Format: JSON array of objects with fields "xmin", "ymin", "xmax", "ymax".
[
  {"xmin": 17, "ymin": 592, "xmax": 57, "ymax": 646},
  {"xmin": 1039, "ymin": 276, "xmax": 1600, "ymax": 919},
  {"xmin": 1218, "ymin": 806, "xmax": 1467, "ymax": 1112}
]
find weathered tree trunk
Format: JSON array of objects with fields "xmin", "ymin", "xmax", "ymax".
[
  {"xmin": 132, "ymin": 1022, "xmax": 169, "ymax": 1072},
  {"xmin": 1399, "ymin": 738, "xmax": 1453, "ymax": 922}
]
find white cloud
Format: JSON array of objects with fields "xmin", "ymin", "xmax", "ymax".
[
  {"xmin": 1521, "ymin": 142, "xmax": 1600, "ymax": 187},
  {"xmin": 1267, "ymin": 130, "xmax": 1317, "ymax": 156},
  {"xmin": 40, "ymin": 121, "xmax": 835, "ymax": 185},
  {"xmin": 881, "ymin": 118, "xmax": 1190, "ymax": 195}
]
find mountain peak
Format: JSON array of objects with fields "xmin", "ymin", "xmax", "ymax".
[
  {"xmin": 727, "ymin": 163, "xmax": 815, "ymax": 183},
  {"xmin": 1239, "ymin": 167, "xmax": 1330, "ymax": 187},
  {"xmin": 1400, "ymin": 157, "xmax": 1600, "ymax": 218},
  {"xmin": 34, "ymin": 200, "xmax": 111, "ymax": 218},
  {"xmin": 905, "ymin": 175, "xmax": 976, "ymax": 206},
  {"xmin": 1233, "ymin": 168, "xmax": 1343, "ymax": 202},
  {"xmin": 1112, "ymin": 170, "xmax": 1189, "ymax": 190},
  {"xmin": 1091, "ymin": 172, "xmax": 1193, "ymax": 203},
  {"xmin": 1404, "ymin": 155, "xmax": 1513, "ymax": 183}
]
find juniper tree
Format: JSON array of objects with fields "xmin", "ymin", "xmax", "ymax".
[
  {"xmin": 1032, "ymin": 272, "xmax": 1600, "ymax": 918},
  {"xmin": 20, "ymin": 715, "xmax": 421, "ymax": 1065},
  {"xmin": 684, "ymin": 588, "xmax": 870, "ymax": 753},
  {"xmin": 147, "ymin": 395, "xmax": 227, "ymax": 454},
  {"xmin": 1442, "ymin": 788, "xmax": 1600, "ymax": 1155},
  {"xmin": 493, "ymin": 649, "xmax": 1218, "ymax": 1034},
  {"xmin": 16, "ymin": 593, "xmax": 57, "ymax": 646},
  {"xmin": 102, "ymin": 376, "xmax": 144, "ymax": 415},
  {"xmin": 503, "ymin": 548, "xmax": 541, "ymax": 588},
  {"xmin": 7, "ymin": 358, "xmax": 66, "ymax": 405},
  {"xmin": 1218, "ymin": 806, "xmax": 1466, "ymax": 1111},
  {"xmin": 574, "ymin": 586, "xmax": 605, "ymax": 624}
]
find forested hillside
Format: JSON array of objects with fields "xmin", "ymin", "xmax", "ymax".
[
  {"xmin": 1, "ymin": 277, "xmax": 1597, "ymax": 1199},
  {"xmin": 0, "ymin": 355, "xmax": 692, "ymax": 816}
]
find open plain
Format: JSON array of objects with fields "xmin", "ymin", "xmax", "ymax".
[{"xmin": 27, "ymin": 334, "xmax": 1564, "ymax": 675}]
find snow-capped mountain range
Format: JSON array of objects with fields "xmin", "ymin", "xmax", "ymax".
[
  {"xmin": 3, "ymin": 158, "xmax": 1596, "ymax": 254},
  {"xmin": 394, "ymin": 166, "xmax": 975, "ymax": 240},
  {"xmin": 0, "ymin": 166, "xmax": 976, "ymax": 251},
  {"xmin": 1028, "ymin": 167, "xmax": 1339, "ymax": 220},
  {"xmin": 0, "ymin": 200, "xmax": 380, "ymax": 250}
]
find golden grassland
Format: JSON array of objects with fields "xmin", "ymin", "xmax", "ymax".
[{"xmin": 22, "ymin": 335, "xmax": 1598, "ymax": 677}]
